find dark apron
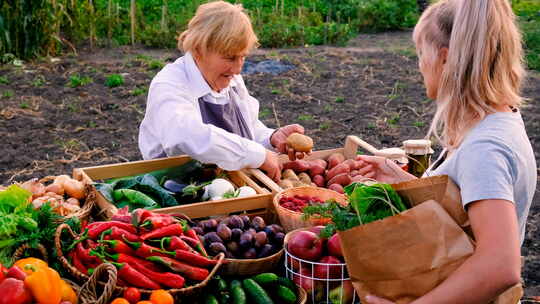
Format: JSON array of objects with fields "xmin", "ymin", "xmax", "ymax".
[{"xmin": 198, "ymin": 87, "xmax": 253, "ymax": 140}]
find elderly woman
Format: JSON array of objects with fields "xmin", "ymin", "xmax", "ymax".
[{"xmin": 138, "ymin": 1, "xmax": 304, "ymax": 181}]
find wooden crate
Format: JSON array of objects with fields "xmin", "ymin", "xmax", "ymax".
[
  {"xmin": 248, "ymin": 135, "xmax": 407, "ymax": 193},
  {"xmin": 73, "ymin": 155, "xmax": 273, "ymax": 219}
]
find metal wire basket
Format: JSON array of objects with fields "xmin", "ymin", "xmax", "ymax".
[{"xmin": 284, "ymin": 239, "xmax": 359, "ymax": 304}]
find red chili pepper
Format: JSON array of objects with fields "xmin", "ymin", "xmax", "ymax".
[
  {"xmin": 151, "ymin": 236, "xmax": 196, "ymax": 253},
  {"xmin": 121, "ymin": 236, "xmax": 167, "ymax": 259},
  {"xmin": 157, "ymin": 249, "xmax": 217, "ymax": 268},
  {"xmin": 146, "ymin": 256, "xmax": 209, "ymax": 281},
  {"xmin": 103, "ymin": 252, "xmax": 161, "ymax": 272},
  {"xmin": 112, "ymin": 262, "xmax": 161, "ymax": 290},
  {"xmin": 76, "ymin": 242, "xmax": 100, "ymax": 264},
  {"xmin": 180, "ymin": 235, "xmax": 208, "ymax": 257},
  {"xmin": 99, "ymin": 239, "xmax": 137, "ymax": 256},
  {"xmin": 101, "ymin": 227, "xmax": 140, "ymax": 242},
  {"xmin": 140, "ymin": 223, "xmax": 187, "ymax": 241},
  {"xmin": 140, "ymin": 215, "xmax": 178, "ymax": 230},
  {"xmin": 69, "ymin": 251, "xmax": 89, "ymax": 275},
  {"xmin": 131, "ymin": 209, "xmax": 155, "ymax": 227},
  {"xmin": 87, "ymin": 221, "xmax": 137, "ymax": 239},
  {"xmin": 127, "ymin": 260, "xmax": 185, "ymax": 289}
]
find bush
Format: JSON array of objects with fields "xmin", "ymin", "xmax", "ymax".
[
  {"xmin": 513, "ymin": 0, "xmax": 540, "ymax": 71},
  {"xmin": 354, "ymin": 0, "xmax": 419, "ymax": 31},
  {"xmin": 105, "ymin": 74, "xmax": 124, "ymax": 88}
]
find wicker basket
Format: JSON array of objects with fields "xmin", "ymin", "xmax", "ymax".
[
  {"xmin": 54, "ymin": 224, "xmax": 224, "ymax": 301},
  {"xmin": 273, "ymin": 187, "xmax": 348, "ymax": 232},
  {"xmin": 219, "ymin": 248, "xmax": 284, "ymax": 276},
  {"xmin": 12, "ymin": 243, "xmax": 49, "ymax": 262},
  {"xmin": 38, "ymin": 176, "xmax": 94, "ymax": 224},
  {"xmin": 297, "ymin": 286, "xmax": 308, "ymax": 304}
]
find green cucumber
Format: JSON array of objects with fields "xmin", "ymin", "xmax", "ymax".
[
  {"xmin": 253, "ymin": 273, "xmax": 278, "ymax": 286},
  {"xmin": 204, "ymin": 294, "xmax": 219, "ymax": 304},
  {"xmin": 219, "ymin": 292, "xmax": 231, "ymax": 304},
  {"xmin": 230, "ymin": 280, "xmax": 246, "ymax": 304},
  {"xmin": 217, "ymin": 277, "xmax": 228, "ymax": 292},
  {"xmin": 277, "ymin": 277, "xmax": 296, "ymax": 292},
  {"xmin": 276, "ymin": 285, "xmax": 297, "ymax": 304},
  {"xmin": 242, "ymin": 279, "xmax": 274, "ymax": 304}
]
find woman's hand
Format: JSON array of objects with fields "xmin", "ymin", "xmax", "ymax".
[
  {"xmin": 356, "ymin": 155, "xmax": 416, "ymax": 184},
  {"xmin": 259, "ymin": 150, "xmax": 282, "ymax": 182},
  {"xmin": 270, "ymin": 124, "xmax": 308, "ymax": 160},
  {"xmin": 364, "ymin": 295, "xmax": 396, "ymax": 304}
]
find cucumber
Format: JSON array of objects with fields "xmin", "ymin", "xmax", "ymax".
[
  {"xmin": 253, "ymin": 273, "xmax": 278, "ymax": 286},
  {"xmin": 230, "ymin": 280, "xmax": 246, "ymax": 304},
  {"xmin": 217, "ymin": 277, "xmax": 228, "ymax": 292},
  {"xmin": 276, "ymin": 285, "xmax": 297, "ymax": 304},
  {"xmin": 242, "ymin": 279, "xmax": 274, "ymax": 304},
  {"xmin": 204, "ymin": 294, "xmax": 219, "ymax": 304},
  {"xmin": 219, "ymin": 292, "xmax": 231, "ymax": 304},
  {"xmin": 277, "ymin": 277, "xmax": 296, "ymax": 292}
]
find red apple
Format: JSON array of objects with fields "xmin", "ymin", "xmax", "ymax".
[
  {"xmin": 308, "ymin": 225, "xmax": 325, "ymax": 236},
  {"xmin": 288, "ymin": 231, "xmax": 323, "ymax": 261},
  {"xmin": 328, "ymin": 233, "xmax": 343, "ymax": 258},
  {"xmin": 292, "ymin": 267, "xmax": 314, "ymax": 292},
  {"xmin": 314, "ymin": 256, "xmax": 344, "ymax": 279}
]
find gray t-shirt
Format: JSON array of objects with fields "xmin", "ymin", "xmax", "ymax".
[{"xmin": 427, "ymin": 111, "xmax": 536, "ymax": 244}]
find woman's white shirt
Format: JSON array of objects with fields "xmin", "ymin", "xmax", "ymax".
[{"xmin": 138, "ymin": 52, "xmax": 274, "ymax": 171}]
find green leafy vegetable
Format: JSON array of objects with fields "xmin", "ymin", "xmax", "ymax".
[{"xmin": 303, "ymin": 182, "xmax": 409, "ymax": 238}]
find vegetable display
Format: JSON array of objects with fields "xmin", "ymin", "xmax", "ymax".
[
  {"xmin": 95, "ymin": 160, "xmax": 257, "ymax": 210},
  {"xmin": 202, "ymin": 273, "xmax": 300, "ymax": 304},
  {"xmin": 64, "ymin": 209, "xmax": 218, "ymax": 290},
  {"xmin": 192, "ymin": 216, "xmax": 285, "ymax": 259},
  {"xmin": 0, "ymin": 258, "xmax": 77, "ymax": 304}
]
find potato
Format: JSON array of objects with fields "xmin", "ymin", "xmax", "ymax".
[
  {"xmin": 292, "ymin": 180, "xmax": 309, "ymax": 187},
  {"xmin": 327, "ymin": 153, "xmax": 345, "ymax": 169},
  {"xmin": 286, "ymin": 133, "xmax": 314, "ymax": 152},
  {"xmin": 278, "ymin": 179, "xmax": 294, "ymax": 189},
  {"xmin": 326, "ymin": 163, "xmax": 351, "ymax": 181},
  {"xmin": 328, "ymin": 183, "xmax": 344, "ymax": 194},
  {"xmin": 298, "ymin": 172, "xmax": 312, "ymax": 184},
  {"xmin": 312, "ymin": 175, "xmax": 325, "ymax": 187},
  {"xmin": 282, "ymin": 169, "xmax": 299, "ymax": 181},
  {"xmin": 283, "ymin": 160, "xmax": 310, "ymax": 172},
  {"xmin": 327, "ymin": 173, "xmax": 353, "ymax": 187}
]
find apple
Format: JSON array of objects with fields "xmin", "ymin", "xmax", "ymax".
[
  {"xmin": 288, "ymin": 230, "xmax": 323, "ymax": 261},
  {"xmin": 314, "ymin": 256, "xmax": 344, "ymax": 279},
  {"xmin": 328, "ymin": 233, "xmax": 343, "ymax": 258},
  {"xmin": 329, "ymin": 280, "xmax": 355, "ymax": 304},
  {"xmin": 293, "ymin": 267, "xmax": 314, "ymax": 292}
]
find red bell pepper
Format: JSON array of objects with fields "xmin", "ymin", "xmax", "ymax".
[
  {"xmin": 0, "ymin": 278, "xmax": 32, "ymax": 304},
  {"xmin": 6, "ymin": 266, "xmax": 27, "ymax": 281},
  {"xmin": 146, "ymin": 256, "xmax": 209, "ymax": 281},
  {"xmin": 112, "ymin": 262, "xmax": 161, "ymax": 290},
  {"xmin": 140, "ymin": 222, "xmax": 187, "ymax": 241},
  {"xmin": 0, "ymin": 265, "xmax": 7, "ymax": 283}
]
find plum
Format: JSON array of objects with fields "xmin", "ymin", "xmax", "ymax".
[
  {"xmin": 204, "ymin": 232, "xmax": 223, "ymax": 245},
  {"xmin": 251, "ymin": 216, "xmax": 266, "ymax": 231},
  {"xmin": 209, "ymin": 242, "xmax": 227, "ymax": 255},
  {"xmin": 217, "ymin": 224, "xmax": 232, "ymax": 241},
  {"xmin": 227, "ymin": 215, "xmax": 244, "ymax": 230},
  {"xmin": 257, "ymin": 244, "xmax": 273, "ymax": 258},
  {"xmin": 231, "ymin": 228, "xmax": 243, "ymax": 241},
  {"xmin": 254, "ymin": 231, "xmax": 267, "ymax": 248}
]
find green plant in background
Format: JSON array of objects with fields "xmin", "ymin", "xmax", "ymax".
[
  {"xmin": 105, "ymin": 74, "xmax": 124, "ymax": 87},
  {"xmin": 2, "ymin": 90, "xmax": 14, "ymax": 98},
  {"xmin": 298, "ymin": 114, "xmax": 313, "ymax": 121},
  {"xmin": 68, "ymin": 74, "xmax": 93, "ymax": 88},
  {"xmin": 31, "ymin": 75, "xmax": 46, "ymax": 87},
  {"xmin": 131, "ymin": 87, "xmax": 147, "ymax": 96},
  {"xmin": 0, "ymin": 76, "xmax": 8, "ymax": 84},
  {"xmin": 513, "ymin": 0, "xmax": 540, "ymax": 71}
]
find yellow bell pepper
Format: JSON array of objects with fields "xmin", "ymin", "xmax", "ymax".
[
  {"xmin": 24, "ymin": 266, "xmax": 62, "ymax": 304},
  {"xmin": 14, "ymin": 258, "xmax": 48, "ymax": 276},
  {"xmin": 60, "ymin": 279, "xmax": 78, "ymax": 304}
]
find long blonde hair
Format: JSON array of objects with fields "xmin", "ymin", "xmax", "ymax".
[{"xmin": 413, "ymin": 0, "xmax": 526, "ymax": 150}]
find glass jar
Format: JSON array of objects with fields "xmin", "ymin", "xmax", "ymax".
[{"xmin": 403, "ymin": 139, "xmax": 433, "ymax": 178}]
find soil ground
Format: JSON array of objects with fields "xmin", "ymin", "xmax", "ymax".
[{"xmin": 1, "ymin": 31, "xmax": 539, "ymax": 298}]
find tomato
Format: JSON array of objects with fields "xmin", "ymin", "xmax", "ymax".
[
  {"xmin": 110, "ymin": 298, "xmax": 130, "ymax": 304},
  {"xmin": 123, "ymin": 287, "xmax": 141, "ymax": 304},
  {"xmin": 149, "ymin": 290, "xmax": 174, "ymax": 304},
  {"xmin": 135, "ymin": 301, "xmax": 154, "ymax": 304}
]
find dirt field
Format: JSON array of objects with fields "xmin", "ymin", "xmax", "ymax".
[{"xmin": 1, "ymin": 31, "xmax": 539, "ymax": 298}]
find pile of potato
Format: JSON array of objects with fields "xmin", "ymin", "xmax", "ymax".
[
  {"xmin": 277, "ymin": 153, "xmax": 366, "ymax": 193},
  {"xmin": 19, "ymin": 175, "xmax": 86, "ymax": 216}
]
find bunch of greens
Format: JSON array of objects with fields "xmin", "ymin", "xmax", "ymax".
[
  {"xmin": 303, "ymin": 182, "xmax": 408, "ymax": 238},
  {"xmin": 0, "ymin": 185, "xmax": 64, "ymax": 266}
]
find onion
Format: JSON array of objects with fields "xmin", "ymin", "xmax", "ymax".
[
  {"xmin": 63, "ymin": 179, "xmax": 85, "ymax": 200},
  {"xmin": 20, "ymin": 178, "xmax": 46, "ymax": 199},
  {"xmin": 237, "ymin": 186, "xmax": 257, "ymax": 197},
  {"xmin": 45, "ymin": 183, "xmax": 64, "ymax": 196},
  {"xmin": 53, "ymin": 175, "xmax": 71, "ymax": 187},
  {"xmin": 66, "ymin": 197, "xmax": 80, "ymax": 207}
]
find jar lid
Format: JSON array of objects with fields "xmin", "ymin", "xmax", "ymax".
[
  {"xmin": 377, "ymin": 147, "xmax": 408, "ymax": 164},
  {"xmin": 403, "ymin": 139, "xmax": 434, "ymax": 155}
]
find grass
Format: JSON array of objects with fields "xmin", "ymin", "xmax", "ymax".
[
  {"xmin": 105, "ymin": 74, "xmax": 124, "ymax": 88},
  {"xmin": 68, "ymin": 74, "xmax": 93, "ymax": 88},
  {"xmin": 2, "ymin": 90, "xmax": 14, "ymax": 98},
  {"xmin": 271, "ymin": 89, "xmax": 282, "ymax": 95},
  {"xmin": 388, "ymin": 114, "xmax": 400, "ymax": 125},
  {"xmin": 259, "ymin": 108, "xmax": 272, "ymax": 119},
  {"xmin": 19, "ymin": 101, "xmax": 29, "ymax": 109},
  {"xmin": 0, "ymin": 76, "xmax": 9, "ymax": 84},
  {"xmin": 131, "ymin": 87, "xmax": 148, "ymax": 96},
  {"xmin": 413, "ymin": 121, "xmax": 425, "ymax": 127},
  {"xmin": 31, "ymin": 75, "xmax": 45, "ymax": 87},
  {"xmin": 87, "ymin": 121, "xmax": 97, "ymax": 128},
  {"xmin": 55, "ymin": 139, "xmax": 82, "ymax": 150},
  {"xmin": 324, "ymin": 104, "xmax": 333, "ymax": 112},
  {"xmin": 319, "ymin": 121, "xmax": 331, "ymax": 130},
  {"xmin": 335, "ymin": 96, "xmax": 345, "ymax": 103},
  {"xmin": 298, "ymin": 114, "xmax": 313, "ymax": 121},
  {"xmin": 367, "ymin": 122, "xmax": 376, "ymax": 129}
]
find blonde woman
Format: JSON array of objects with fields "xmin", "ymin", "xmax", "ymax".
[
  {"xmin": 139, "ymin": 1, "xmax": 305, "ymax": 181},
  {"xmin": 358, "ymin": 0, "xmax": 537, "ymax": 303}
]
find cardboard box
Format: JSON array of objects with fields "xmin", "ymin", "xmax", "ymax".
[
  {"xmin": 74, "ymin": 155, "xmax": 273, "ymax": 219},
  {"xmin": 248, "ymin": 135, "xmax": 407, "ymax": 193}
]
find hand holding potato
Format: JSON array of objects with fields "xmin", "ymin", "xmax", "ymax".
[
  {"xmin": 270, "ymin": 124, "xmax": 312, "ymax": 161},
  {"xmin": 356, "ymin": 155, "xmax": 416, "ymax": 184}
]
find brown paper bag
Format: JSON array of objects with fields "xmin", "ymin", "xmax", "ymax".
[{"xmin": 339, "ymin": 175, "xmax": 520, "ymax": 303}]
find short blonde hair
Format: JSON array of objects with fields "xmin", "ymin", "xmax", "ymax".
[
  {"xmin": 413, "ymin": 0, "xmax": 525, "ymax": 149},
  {"xmin": 178, "ymin": 1, "xmax": 259, "ymax": 56}
]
